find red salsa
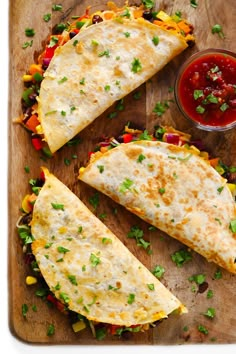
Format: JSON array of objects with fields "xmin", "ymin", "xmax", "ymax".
[{"xmin": 176, "ymin": 51, "xmax": 236, "ymax": 129}]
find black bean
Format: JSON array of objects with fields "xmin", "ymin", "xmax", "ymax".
[
  {"xmin": 69, "ymin": 31, "xmax": 77, "ymax": 39},
  {"xmin": 142, "ymin": 10, "xmax": 153, "ymax": 21},
  {"xmin": 92, "ymin": 15, "xmax": 103, "ymax": 24}
]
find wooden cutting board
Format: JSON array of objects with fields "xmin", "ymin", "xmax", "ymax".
[{"xmin": 8, "ymin": 0, "xmax": 236, "ymax": 345}]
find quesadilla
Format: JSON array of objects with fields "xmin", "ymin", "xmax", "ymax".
[
  {"xmin": 78, "ymin": 135, "xmax": 236, "ymax": 274},
  {"xmin": 18, "ymin": 2, "xmax": 194, "ymax": 154},
  {"xmin": 18, "ymin": 167, "xmax": 187, "ymax": 337}
]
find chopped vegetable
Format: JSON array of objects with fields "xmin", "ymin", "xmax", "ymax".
[
  {"xmin": 197, "ymin": 325, "xmax": 208, "ymax": 335},
  {"xmin": 188, "ymin": 274, "xmax": 206, "ymax": 285},
  {"xmin": 152, "ymin": 265, "xmax": 165, "ymax": 279},
  {"xmin": 171, "ymin": 248, "xmax": 192, "ymax": 267},
  {"xmin": 47, "ymin": 324, "xmax": 55, "ymax": 336},
  {"xmin": 203, "ymin": 307, "xmax": 216, "ymax": 319}
]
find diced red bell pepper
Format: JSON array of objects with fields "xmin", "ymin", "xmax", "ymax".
[
  {"xmin": 32, "ymin": 137, "xmax": 43, "ymax": 150},
  {"xmin": 123, "ymin": 133, "xmax": 133, "ymax": 143},
  {"xmin": 109, "ymin": 324, "xmax": 122, "ymax": 335}
]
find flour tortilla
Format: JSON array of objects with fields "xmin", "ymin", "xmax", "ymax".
[
  {"xmin": 31, "ymin": 168, "xmax": 186, "ymax": 327},
  {"xmin": 38, "ymin": 18, "xmax": 187, "ymax": 153},
  {"xmin": 79, "ymin": 141, "xmax": 236, "ymax": 274}
]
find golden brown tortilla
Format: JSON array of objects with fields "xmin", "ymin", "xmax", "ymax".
[
  {"xmin": 38, "ymin": 17, "xmax": 187, "ymax": 153},
  {"xmin": 79, "ymin": 141, "xmax": 236, "ymax": 274},
  {"xmin": 31, "ymin": 168, "xmax": 187, "ymax": 327}
]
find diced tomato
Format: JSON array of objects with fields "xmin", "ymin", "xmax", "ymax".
[
  {"xmin": 32, "ymin": 137, "xmax": 43, "ymax": 150},
  {"xmin": 109, "ymin": 324, "xmax": 122, "ymax": 335},
  {"xmin": 123, "ymin": 133, "xmax": 133, "ymax": 143},
  {"xmin": 25, "ymin": 114, "xmax": 40, "ymax": 133},
  {"xmin": 40, "ymin": 170, "xmax": 45, "ymax": 182}
]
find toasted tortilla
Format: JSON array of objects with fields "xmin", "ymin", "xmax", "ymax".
[
  {"xmin": 38, "ymin": 18, "xmax": 187, "ymax": 153},
  {"xmin": 31, "ymin": 168, "xmax": 186, "ymax": 326},
  {"xmin": 79, "ymin": 141, "xmax": 236, "ymax": 274}
]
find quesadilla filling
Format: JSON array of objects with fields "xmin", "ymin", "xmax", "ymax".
[
  {"xmin": 84, "ymin": 124, "xmax": 236, "ymax": 199},
  {"xmin": 16, "ymin": 1, "xmax": 194, "ymax": 156},
  {"xmin": 17, "ymin": 170, "xmax": 165, "ymax": 340}
]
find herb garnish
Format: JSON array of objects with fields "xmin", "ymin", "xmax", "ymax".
[
  {"xmin": 131, "ymin": 58, "xmax": 142, "ymax": 73},
  {"xmin": 25, "ymin": 28, "xmax": 35, "ymax": 37},
  {"xmin": 119, "ymin": 178, "xmax": 134, "ymax": 193},
  {"xmin": 142, "ymin": 0, "xmax": 154, "ymax": 8},
  {"xmin": 47, "ymin": 324, "xmax": 55, "ymax": 336},
  {"xmin": 152, "ymin": 265, "xmax": 165, "ymax": 279},
  {"xmin": 190, "ymin": 0, "xmax": 198, "ymax": 8},
  {"xmin": 153, "ymin": 100, "xmax": 170, "ymax": 116},
  {"xmin": 68, "ymin": 275, "xmax": 78, "ymax": 286},
  {"xmin": 197, "ymin": 325, "xmax": 208, "ymax": 335},
  {"xmin": 212, "ymin": 24, "xmax": 225, "ymax": 38},
  {"xmin": 58, "ymin": 76, "xmax": 68, "ymax": 84},
  {"xmin": 207, "ymin": 289, "xmax": 213, "ymax": 299},
  {"xmin": 89, "ymin": 192, "xmax": 99, "ymax": 209},
  {"xmin": 213, "ymin": 268, "xmax": 222, "ymax": 279},
  {"xmin": 137, "ymin": 154, "xmax": 146, "ymax": 163},
  {"xmin": 229, "ymin": 219, "xmax": 236, "ymax": 233},
  {"xmin": 51, "ymin": 203, "xmax": 64, "ymax": 210},
  {"xmin": 127, "ymin": 293, "xmax": 135, "ymax": 304},
  {"xmin": 171, "ymin": 248, "xmax": 192, "ymax": 267},
  {"xmin": 147, "ymin": 283, "xmax": 155, "ymax": 291},
  {"xmin": 59, "ymin": 292, "xmax": 70, "ymax": 303},
  {"xmin": 22, "ymin": 303, "xmax": 28, "ymax": 318},
  {"xmin": 52, "ymin": 4, "xmax": 63, "ymax": 11},
  {"xmin": 188, "ymin": 273, "xmax": 206, "ymax": 285},
  {"xmin": 203, "ymin": 307, "xmax": 216, "ymax": 319},
  {"xmin": 98, "ymin": 50, "xmax": 110, "ymax": 57},
  {"xmin": 127, "ymin": 225, "xmax": 151, "ymax": 254},
  {"xmin": 43, "ymin": 13, "xmax": 51, "ymax": 22},
  {"xmin": 152, "ymin": 36, "xmax": 159, "ymax": 46},
  {"xmin": 57, "ymin": 246, "xmax": 70, "ymax": 254},
  {"xmin": 90, "ymin": 253, "xmax": 101, "ymax": 267}
]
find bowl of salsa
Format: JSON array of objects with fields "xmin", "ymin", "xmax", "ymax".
[{"xmin": 174, "ymin": 48, "xmax": 236, "ymax": 131}]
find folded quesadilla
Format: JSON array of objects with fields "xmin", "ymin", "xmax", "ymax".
[
  {"xmin": 78, "ymin": 134, "xmax": 236, "ymax": 274},
  {"xmin": 18, "ymin": 2, "xmax": 194, "ymax": 154},
  {"xmin": 18, "ymin": 167, "xmax": 186, "ymax": 337}
]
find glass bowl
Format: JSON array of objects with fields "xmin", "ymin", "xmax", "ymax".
[{"xmin": 174, "ymin": 48, "xmax": 236, "ymax": 132}]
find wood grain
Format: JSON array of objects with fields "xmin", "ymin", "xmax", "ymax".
[{"xmin": 8, "ymin": 0, "xmax": 236, "ymax": 345}]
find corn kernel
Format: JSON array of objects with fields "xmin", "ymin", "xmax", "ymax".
[
  {"xmin": 72, "ymin": 320, "xmax": 86, "ymax": 332},
  {"xmin": 26, "ymin": 276, "xmax": 38, "ymax": 285},
  {"xmin": 22, "ymin": 74, "xmax": 33, "ymax": 82}
]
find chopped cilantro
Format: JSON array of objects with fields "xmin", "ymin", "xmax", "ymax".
[
  {"xmin": 95, "ymin": 327, "xmax": 107, "ymax": 340},
  {"xmin": 152, "ymin": 36, "xmax": 159, "ymax": 46},
  {"xmin": 153, "ymin": 100, "xmax": 170, "ymax": 116},
  {"xmin": 196, "ymin": 105, "xmax": 205, "ymax": 114},
  {"xmin": 25, "ymin": 28, "xmax": 35, "ymax": 37},
  {"xmin": 124, "ymin": 32, "xmax": 130, "ymax": 37},
  {"xmin": 59, "ymin": 292, "xmax": 70, "ymax": 303},
  {"xmin": 229, "ymin": 219, "xmax": 236, "ymax": 233},
  {"xmin": 203, "ymin": 307, "xmax": 216, "ymax": 319},
  {"xmin": 68, "ymin": 275, "xmax": 78, "ymax": 286},
  {"xmin": 51, "ymin": 203, "xmax": 64, "ymax": 211},
  {"xmin": 22, "ymin": 40, "xmax": 33, "ymax": 49},
  {"xmin": 43, "ymin": 13, "xmax": 51, "ymax": 22},
  {"xmin": 139, "ymin": 130, "xmax": 153, "ymax": 140},
  {"xmin": 188, "ymin": 273, "xmax": 206, "ymax": 285},
  {"xmin": 159, "ymin": 187, "xmax": 165, "ymax": 194},
  {"xmin": 48, "ymin": 36, "xmax": 59, "ymax": 48},
  {"xmin": 98, "ymin": 49, "xmax": 110, "ymax": 57},
  {"xmin": 127, "ymin": 225, "xmax": 151, "ymax": 253},
  {"xmin": 147, "ymin": 283, "xmax": 155, "ymax": 291},
  {"xmin": 207, "ymin": 289, "xmax": 213, "ymax": 299},
  {"xmin": 58, "ymin": 76, "xmax": 68, "ymax": 84},
  {"xmin": 183, "ymin": 325, "xmax": 189, "ymax": 332},
  {"xmin": 22, "ymin": 303, "xmax": 28, "ymax": 318},
  {"xmin": 190, "ymin": 0, "xmax": 198, "ymax": 8},
  {"xmin": 131, "ymin": 58, "xmax": 142, "ymax": 73},
  {"xmin": 52, "ymin": 4, "xmax": 62, "ymax": 11},
  {"xmin": 24, "ymin": 165, "xmax": 30, "ymax": 173},
  {"xmin": 142, "ymin": 0, "xmax": 154, "ymax": 8},
  {"xmin": 89, "ymin": 192, "xmax": 99, "ymax": 209},
  {"xmin": 90, "ymin": 253, "xmax": 101, "ymax": 267},
  {"xmin": 152, "ymin": 265, "xmax": 165, "ymax": 279},
  {"xmin": 137, "ymin": 154, "xmax": 146, "ymax": 163},
  {"xmin": 197, "ymin": 325, "xmax": 208, "ymax": 335},
  {"xmin": 212, "ymin": 24, "xmax": 225, "ymax": 38},
  {"xmin": 217, "ymin": 186, "xmax": 224, "ymax": 194},
  {"xmin": 127, "ymin": 293, "xmax": 135, "ymax": 304},
  {"xmin": 47, "ymin": 324, "xmax": 55, "ymax": 336},
  {"xmin": 119, "ymin": 178, "xmax": 134, "ymax": 193},
  {"xmin": 171, "ymin": 248, "xmax": 192, "ymax": 267},
  {"xmin": 133, "ymin": 91, "xmax": 142, "ymax": 100},
  {"xmin": 220, "ymin": 103, "xmax": 229, "ymax": 112},
  {"xmin": 213, "ymin": 268, "xmax": 222, "ymax": 279},
  {"xmin": 193, "ymin": 89, "xmax": 204, "ymax": 100},
  {"xmin": 57, "ymin": 246, "xmax": 70, "ymax": 254}
]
